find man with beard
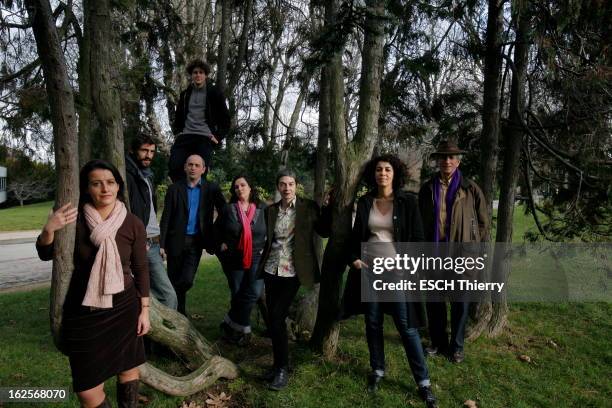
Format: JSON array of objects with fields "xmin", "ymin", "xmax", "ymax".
[{"xmin": 126, "ymin": 133, "xmax": 178, "ymax": 309}]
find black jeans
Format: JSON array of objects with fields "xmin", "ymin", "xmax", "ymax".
[
  {"xmin": 169, "ymin": 133, "xmax": 214, "ymax": 182},
  {"xmin": 365, "ymin": 302, "xmax": 430, "ymax": 386},
  {"xmin": 223, "ymin": 255, "xmax": 264, "ymax": 333},
  {"xmin": 263, "ymin": 274, "xmax": 301, "ymax": 369},
  {"xmin": 426, "ymin": 301, "xmax": 470, "ymax": 352},
  {"xmin": 167, "ymin": 235, "xmax": 203, "ymax": 315}
]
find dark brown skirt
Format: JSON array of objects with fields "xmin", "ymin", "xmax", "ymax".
[{"xmin": 62, "ymin": 284, "xmax": 146, "ymax": 392}]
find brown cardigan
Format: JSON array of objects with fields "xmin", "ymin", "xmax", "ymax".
[{"xmin": 36, "ymin": 213, "xmax": 150, "ymax": 311}]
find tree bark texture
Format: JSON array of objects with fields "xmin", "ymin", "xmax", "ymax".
[
  {"xmin": 488, "ymin": 1, "xmax": 530, "ymax": 336},
  {"xmin": 85, "ymin": 0, "xmax": 127, "ymax": 188},
  {"xmin": 479, "ymin": 0, "xmax": 504, "ymax": 215},
  {"xmin": 70, "ymin": 0, "xmax": 94, "ymax": 167},
  {"xmin": 25, "ymin": 0, "xmax": 80, "ymax": 351},
  {"xmin": 310, "ymin": 0, "xmax": 385, "ymax": 358},
  {"xmin": 314, "ymin": 67, "xmax": 330, "ymax": 205},
  {"xmin": 216, "ymin": 0, "xmax": 231, "ymax": 94},
  {"xmin": 470, "ymin": 0, "xmax": 504, "ymax": 339}
]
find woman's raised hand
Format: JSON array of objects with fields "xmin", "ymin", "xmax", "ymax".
[{"xmin": 44, "ymin": 203, "xmax": 78, "ymax": 233}]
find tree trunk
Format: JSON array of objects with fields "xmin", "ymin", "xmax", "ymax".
[
  {"xmin": 269, "ymin": 62, "xmax": 290, "ymax": 145},
  {"xmin": 310, "ymin": 0, "xmax": 385, "ymax": 358},
  {"xmin": 314, "ymin": 67, "xmax": 330, "ymax": 205},
  {"xmin": 86, "ymin": 0, "xmax": 127, "ymax": 189},
  {"xmin": 470, "ymin": 0, "xmax": 504, "ymax": 339},
  {"xmin": 488, "ymin": 1, "xmax": 530, "ymax": 336},
  {"xmin": 216, "ymin": 0, "xmax": 231, "ymax": 95},
  {"xmin": 225, "ymin": 0, "xmax": 254, "ymax": 147},
  {"xmin": 25, "ymin": 0, "xmax": 80, "ymax": 351},
  {"xmin": 479, "ymin": 0, "xmax": 504, "ymax": 212},
  {"xmin": 76, "ymin": 1, "xmax": 94, "ymax": 167}
]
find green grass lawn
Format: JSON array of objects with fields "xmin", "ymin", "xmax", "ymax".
[
  {"xmin": 1, "ymin": 204, "xmax": 608, "ymax": 406},
  {"xmin": 0, "ymin": 201, "xmax": 53, "ymax": 231},
  {"xmin": 1, "ymin": 256, "xmax": 610, "ymax": 407}
]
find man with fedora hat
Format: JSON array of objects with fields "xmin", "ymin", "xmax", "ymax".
[{"xmin": 418, "ymin": 140, "xmax": 489, "ymax": 363}]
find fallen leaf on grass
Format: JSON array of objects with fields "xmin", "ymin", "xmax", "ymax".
[
  {"xmin": 464, "ymin": 400, "xmax": 478, "ymax": 408},
  {"xmin": 518, "ymin": 354, "xmax": 531, "ymax": 363},
  {"xmin": 547, "ymin": 339, "xmax": 559, "ymax": 348},
  {"xmin": 205, "ymin": 391, "xmax": 231, "ymax": 407}
]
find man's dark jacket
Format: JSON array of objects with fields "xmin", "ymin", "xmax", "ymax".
[
  {"xmin": 125, "ymin": 155, "xmax": 157, "ymax": 227},
  {"xmin": 171, "ymin": 82, "xmax": 230, "ymax": 141},
  {"xmin": 256, "ymin": 197, "xmax": 331, "ymax": 288},
  {"xmin": 160, "ymin": 178, "xmax": 226, "ymax": 256}
]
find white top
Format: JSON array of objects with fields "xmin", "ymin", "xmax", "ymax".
[{"xmin": 368, "ymin": 201, "xmax": 394, "ymax": 243}]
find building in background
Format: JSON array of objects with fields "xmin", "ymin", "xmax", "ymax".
[{"xmin": 0, "ymin": 166, "xmax": 6, "ymax": 204}]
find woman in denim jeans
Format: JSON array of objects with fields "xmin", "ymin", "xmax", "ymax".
[
  {"xmin": 342, "ymin": 154, "xmax": 438, "ymax": 408},
  {"xmin": 215, "ymin": 175, "xmax": 267, "ymax": 344}
]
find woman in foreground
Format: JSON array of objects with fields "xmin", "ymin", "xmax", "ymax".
[{"xmin": 36, "ymin": 160, "xmax": 150, "ymax": 408}]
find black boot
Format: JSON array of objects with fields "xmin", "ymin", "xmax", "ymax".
[
  {"xmin": 117, "ymin": 379, "xmax": 139, "ymax": 408},
  {"xmin": 367, "ymin": 372, "xmax": 384, "ymax": 393},
  {"xmin": 418, "ymin": 385, "xmax": 438, "ymax": 408},
  {"xmin": 268, "ymin": 367, "xmax": 289, "ymax": 391},
  {"xmin": 94, "ymin": 396, "xmax": 112, "ymax": 408}
]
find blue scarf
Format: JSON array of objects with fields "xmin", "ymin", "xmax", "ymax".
[{"xmin": 433, "ymin": 169, "xmax": 462, "ymax": 242}]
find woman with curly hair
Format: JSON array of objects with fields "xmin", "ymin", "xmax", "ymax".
[{"xmin": 341, "ymin": 154, "xmax": 438, "ymax": 408}]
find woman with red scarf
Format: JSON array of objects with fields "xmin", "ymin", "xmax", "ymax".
[{"xmin": 215, "ymin": 175, "xmax": 267, "ymax": 344}]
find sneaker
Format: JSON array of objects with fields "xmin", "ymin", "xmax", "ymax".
[{"xmin": 449, "ymin": 350, "xmax": 465, "ymax": 363}]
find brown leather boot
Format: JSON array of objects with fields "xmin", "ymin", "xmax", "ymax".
[{"xmin": 116, "ymin": 379, "xmax": 139, "ymax": 408}]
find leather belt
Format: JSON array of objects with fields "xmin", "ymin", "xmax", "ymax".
[{"xmin": 147, "ymin": 236, "xmax": 161, "ymax": 244}]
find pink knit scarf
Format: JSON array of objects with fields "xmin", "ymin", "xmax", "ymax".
[{"xmin": 82, "ymin": 201, "xmax": 127, "ymax": 309}]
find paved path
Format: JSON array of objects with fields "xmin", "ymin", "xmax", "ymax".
[
  {"xmin": 0, "ymin": 230, "xmax": 51, "ymax": 292},
  {"xmin": 0, "ymin": 230, "xmax": 214, "ymax": 293}
]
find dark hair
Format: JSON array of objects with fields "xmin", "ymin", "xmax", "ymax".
[
  {"xmin": 129, "ymin": 132, "xmax": 157, "ymax": 153},
  {"xmin": 186, "ymin": 58, "xmax": 211, "ymax": 75},
  {"xmin": 78, "ymin": 160, "xmax": 126, "ymax": 208},
  {"xmin": 362, "ymin": 154, "xmax": 407, "ymax": 191},
  {"xmin": 229, "ymin": 175, "xmax": 260, "ymax": 204},
  {"xmin": 275, "ymin": 168, "xmax": 298, "ymax": 185}
]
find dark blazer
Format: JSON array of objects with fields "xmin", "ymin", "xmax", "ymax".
[
  {"xmin": 160, "ymin": 178, "xmax": 226, "ymax": 256},
  {"xmin": 125, "ymin": 155, "xmax": 157, "ymax": 227},
  {"xmin": 214, "ymin": 202, "xmax": 267, "ymax": 271},
  {"xmin": 256, "ymin": 197, "xmax": 331, "ymax": 288},
  {"xmin": 340, "ymin": 191, "xmax": 426, "ymax": 327},
  {"xmin": 172, "ymin": 82, "xmax": 230, "ymax": 142}
]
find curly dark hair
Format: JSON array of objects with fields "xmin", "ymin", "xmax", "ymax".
[
  {"xmin": 186, "ymin": 58, "xmax": 211, "ymax": 75},
  {"xmin": 362, "ymin": 154, "xmax": 407, "ymax": 192},
  {"xmin": 129, "ymin": 131, "xmax": 157, "ymax": 153},
  {"xmin": 229, "ymin": 175, "xmax": 260, "ymax": 204}
]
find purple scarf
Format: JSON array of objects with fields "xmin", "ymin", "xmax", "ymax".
[{"xmin": 433, "ymin": 169, "xmax": 462, "ymax": 242}]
